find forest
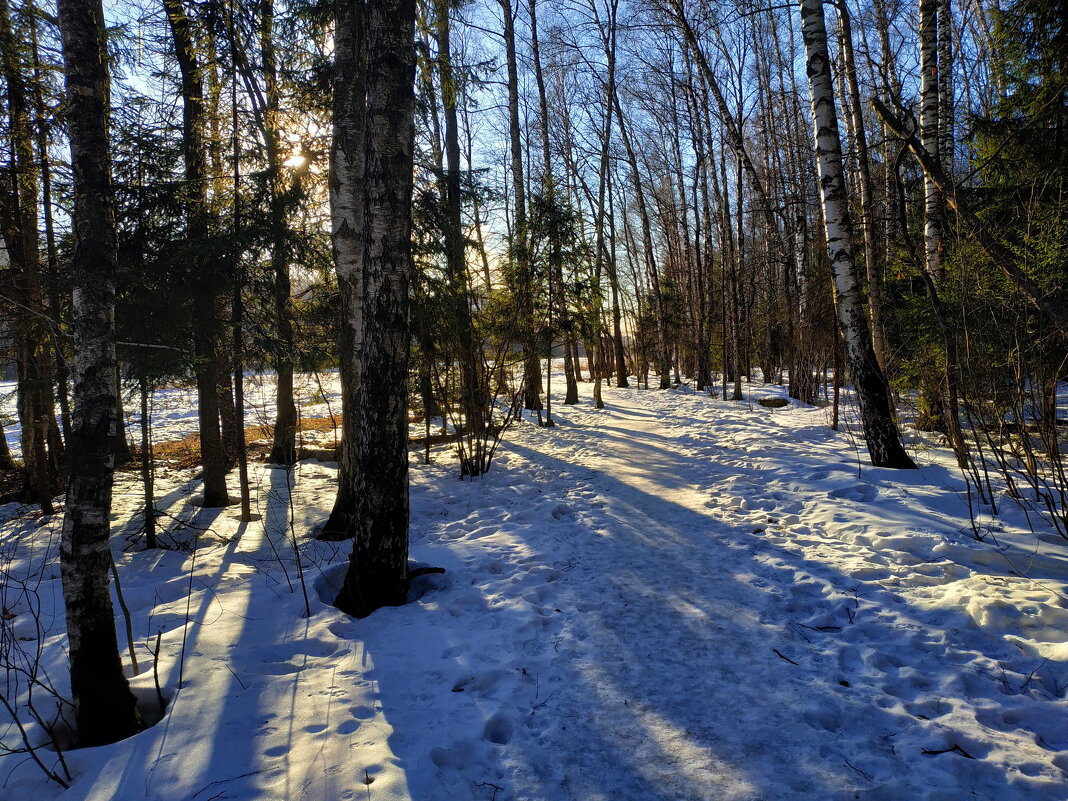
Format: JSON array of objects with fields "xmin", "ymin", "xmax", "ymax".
[{"xmin": 1, "ymin": 0, "xmax": 1066, "ymax": 798}]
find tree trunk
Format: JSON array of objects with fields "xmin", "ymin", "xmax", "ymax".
[
  {"xmin": 0, "ymin": 421, "xmax": 12, "ymax": 470},
  {"xmin": 436, "ymin": 0, "xmax": 486, "ymax": 461},
  {"xmin": 334, "ymin": 0, "xmax": 416, "ymax": 617},
  {"xmin": 529, "ymin": 0, "xmax": 577, "ymax": 409},
  {"xmin": 165, "ymin": 0, "xmax": 230, "ymax": 506},
  {"xmin": 499, "ymin": 0, "xmax": 541, "ymax": 414},
  {"xmin": 614, "ymin": 98, "xmax": 671, "ymax": 389},
  {"xmin": 1, "ymin": 0, "xmax": 59, "ymax": 511},
  {"xmin": 114, "ymin": 363, "xmax": 133, "ymax": 465},
  {"xmin": 321, "ymin": 0, "xmax": 366, "ymax": 540},
  {"xmin": 589, "ymin": 0, "xmax": 620, "ymax": 410},
  {"xmin": 139, "ymin": 376, "xmax": 157, "ymax": 548},
  {"xmin": 262, "ymin": 0, "xmax": 297, "ymax": 466},
  {"xmin": 914, "ymin": 0, "xmax": 951, "ymax": 433},
  {"xmin": 57, "ymin": 0, "xmax": 142, "ymax": 745},
  {"xmin": 29, "ymin": 1, "xmax": 72, "ymax": 451},
  {"xmin": 799, "ymin": 0, "xmax": 915, "ymax": 468},
  {"xmin": 216, "ymin": 354, "xmax": 240, "ymax": 465},
  {"xmin": 836, "ymin": 0, "xmax": 889, "ymax": 373},
  {"xmin": 920, "ymin": 0, "xmax": 945, "ymax": 286},
  {"xmin": 229, "ymin": 39, "xmax": 252, "ymax": 520}
]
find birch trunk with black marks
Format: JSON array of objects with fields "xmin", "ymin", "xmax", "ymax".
[
  {"xmin": 334, "ymin": 0, "xmax": 416, "ymax": 617},
  {"xmin": 920, "ymin": 0, "xmax": 945, "ymax": 286},
  {"xmin": 800, "ymin": 0, "xmax": 915, "ymax": 469},
  {"xmin": 937, "ymin": 0, "xmax": 954, "ymax": 172},
  {"xmin": 321, "ymin": 0, "xmax": 366, "ymax": 540},
  {"xmin": 57, "ymin": 0, "xmax": 143, "ymax": 745},
  {"xmin": 916, "ymin": 0, "xmax": 948, "ymax": 432}
]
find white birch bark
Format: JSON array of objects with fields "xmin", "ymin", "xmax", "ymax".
[
  {"xmin": 920, "ymin": 0, "xmax": 945, "ymax": 283},
  {"xmin": 57, "ymin": 0, "xmax": 142, "ymax": 744},
  {"xmin": 800, "ymin": 0, "xmax": 916, "ymax": 468},
  {"xmin": 322, "ymin": 0, "xmax": 365, "ymax": 539},
  {"xmin": 334, "ymin": 0, "xmax": 417, "ymax": 617}
]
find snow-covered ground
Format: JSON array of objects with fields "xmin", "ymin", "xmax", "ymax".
[{"xmin": 1, "ymin": 373, "xmax": 1066, "ymax": 800}]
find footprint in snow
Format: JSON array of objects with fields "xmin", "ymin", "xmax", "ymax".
[
  {"xmin": 802, "ymin": 705, "xmax": 845, "ymax": 733},
  {"xmin": 482, "ymin": 712, "xmax": 514, "ymax": 745},
  {"xmin": 905, "ymin": 698, "xmax": 952, "ymax": 720},
  {"xmin": 829, "ymin": 483, "xmax": 878, "ymax": 503},
  {"xmin": 452, "ymin": 669, "xmax": 509, "ymax": 694},
  {"xmin": 429, "ymin": 739, "xmax": 480, "ymax": 768},
  {"xmin": 337, "ymin": 719, "xmax": 360, "ymax": 735}
]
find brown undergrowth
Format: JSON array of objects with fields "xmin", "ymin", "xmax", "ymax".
[{"xmin": 122, "ymin": 417, "xmax": 343, "ymax": 470}]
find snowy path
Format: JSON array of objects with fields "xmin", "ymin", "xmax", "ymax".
[
  {"xmin": 401, "ymin": 382, "xmax": 1067, "ymax": 801},
  {"xmin": 1, "ymin": 376, "xmax": 1066, "ymax": 801},
  {"xmin": 491, "ymin": 397, "xmax": 854, "ymax": 800}
]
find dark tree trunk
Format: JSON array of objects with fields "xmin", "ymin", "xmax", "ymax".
[
  {"xmin": 436, "ymin": 0, "xmax": 486, "ymax": 458},
  {"xmin": 262, "ymin": 0, "xmax": 298, "ymax": 466},
  {"xmin": 139, "ymin": 376, "xmax": 157, "ymax": 548},
  {"xmin": 334, "ymin": 0, "xmax": 416, "ymax": 617},
  {"xmin": 216, "ymin": 353, "xmax": 240, "ymax": 466},
  {"xmin": 0, "ymin": 422, "xmax": 12, "ymax": 470},
  {"xmin": 165, "ymin": 0, "xmax": 230, "ymax": 506},
  {"xmin": 836, "ymin": 0, "xmax": 889, "ymax": 373},
  {"xmin": 500, "ymin": 0, "xmax": 541, "ymax": 414},
  {"xmin": 529, "ymin": 0, "xmax": 575, "ymax": 411},
  {"xmin": 1, "ymin": 0, "xmax": 59, "ymax": 511},
  {"xmin": 614, "ymin": 98, "xmax": 671, "ymax": 389},
  {"xmin": 229, "ymin": 50, "xmax": 252, "ymax": 519},
  {"xmin": 57, "ymin": 0, "xmax": 142, "ymax": 745},
  {"xmin": 114, "ymin": 363, "xmax": 132, "ymax": 465}
]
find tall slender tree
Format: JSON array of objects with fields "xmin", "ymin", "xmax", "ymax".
[
  {"xmin": 57, "ymin": 0, "xmax": 143, "ymax": 745},
  {"xmin": 164, "ymin": 0, "xmax": 230, "ymax": 506},
  {"xmin": 499, "ymin": 0, "xmax": 542, "ymax": 416},
  {"xmin": 262, "ymin": 0, "xmax": 298, "ymax": 466},
  {"xmin": 321, "ymin": 0, "xmax": 365, "ymax": 540},
  {"xmin": 799, "ymin": 0, "xmax": 916, "ymax": 469},
  {"xmin": 0, "ymin": 0, "xmax": 61, "ymax": 512}
]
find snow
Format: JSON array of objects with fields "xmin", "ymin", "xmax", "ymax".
[{"xmin": 2, "ymin": 372, "xmax": 1067, "ymax": 800}]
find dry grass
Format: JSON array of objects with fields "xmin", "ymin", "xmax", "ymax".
[{"xmin": 128, "ymin": 416, "xmax": 342, "ymax": 471}]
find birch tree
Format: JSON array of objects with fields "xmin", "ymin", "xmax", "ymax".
[
  {"xmin": 57, "ymin": 0, "xmax": 142, "ymax": 744},
  {"xmin": 333, "ymin": 0, "xmax": 417, "ymax": 617},
  {"xmin": 321, "ymin": 0, "xmax": 365, "ymax": 540},
  {"xmin": 799, "ymin": 0, "xmax": 916, "ymax": 469}
]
